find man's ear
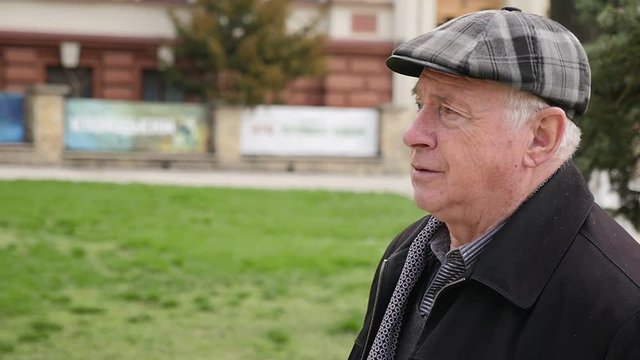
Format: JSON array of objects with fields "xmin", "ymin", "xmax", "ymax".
[{"xmin": 522, "ymin": 107, "xmax": 566, "ymax": 168}]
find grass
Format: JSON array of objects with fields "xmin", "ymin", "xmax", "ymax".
[{"xmin": 0, "ymin": 180, "xmax": 422, "ymax": 359}]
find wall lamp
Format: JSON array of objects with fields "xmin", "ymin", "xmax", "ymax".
[
  {"xmin": 60, "ymin": 41, "xmax": 81, "ymax": 68},
  {"xmin": 157, "ymin": 45, "xmax": 174, "ymax": 70}
]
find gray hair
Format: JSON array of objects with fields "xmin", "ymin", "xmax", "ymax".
[{"xmin": 506, "ymin": 88, "xmax": 581, "ymax": 162}]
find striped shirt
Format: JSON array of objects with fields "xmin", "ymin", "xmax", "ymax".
[
  {"xmin": 419, "ymin": 223, "xmax": 504, "ymax": 317},
  {"xmin": 395, "ymin": 222, "xmax": 504, "ymax": 360}
]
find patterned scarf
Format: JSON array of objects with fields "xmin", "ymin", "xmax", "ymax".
[{"xmin": 366, "ymin": 217, "xmax": 442, "ymax": 360}]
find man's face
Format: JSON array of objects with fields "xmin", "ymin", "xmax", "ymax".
[{"xmin": 404, "ymin": 70, "xmax": 530, "ymax": 222}]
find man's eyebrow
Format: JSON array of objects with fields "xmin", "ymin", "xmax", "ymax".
[
  {"xmin": 412, "ymin": 79, "xmax": 474, "ymax": 114},
  {"xmin": 434, "ymin": 93, "xmax": 474, "ymax": 115}
]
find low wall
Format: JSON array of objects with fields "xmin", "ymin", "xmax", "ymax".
[
  {"xmin": 0, "ymin": 85, "xmax": 415, "ymax": 175},
  {"xmin": 0, "ymin": 143, "xmax": 36, "ymax": 164}
]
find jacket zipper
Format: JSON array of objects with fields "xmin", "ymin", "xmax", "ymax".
[{"xmin": 360, "ymin": 258, "xmax": 388, "ymax": 360}]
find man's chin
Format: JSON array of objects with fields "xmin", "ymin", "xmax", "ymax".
[{"xmin": 412, "ymin": 191, "xmax": 443, "ymax": 214}]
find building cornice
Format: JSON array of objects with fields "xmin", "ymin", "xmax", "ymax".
[{"xmin": 0, "ymin": 30, "xmax": 169, "ymax": 49}]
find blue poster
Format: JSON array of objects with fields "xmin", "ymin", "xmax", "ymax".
[{"xmin": 0, "ymin": 93, "xmax": 25, "ymax": 143}]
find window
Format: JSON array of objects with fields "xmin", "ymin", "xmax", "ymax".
[
  {"xmin": 351, "ymin": 13, "xmax": 377, "ymax": 33},
  {"xmin": 46, "ymin": 66, "xmax": 93, "ymax": 98},
  {"xmin": 142, "ymin": 70, "xmax": 183, "ymax": 102}
]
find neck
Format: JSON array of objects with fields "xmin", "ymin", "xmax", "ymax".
[
  {"xmin": 444, "ymin": 163, "xmax": 562, "ymax": 249},
  {"xmin": 446, "ymin": 203, "xmax": 519, "ymax": 249}
]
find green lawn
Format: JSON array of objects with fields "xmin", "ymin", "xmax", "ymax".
[{"xmin": 0, "ymin": 180, "xmax": 422, "ymax": 359}]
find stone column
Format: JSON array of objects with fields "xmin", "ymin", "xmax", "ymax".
[
  {"xmin": 27, "ymin": 84, "xmax": 69, "ymax": 166},
  {"xmin": 391, "ymin": 0, "xmax": 437, "ymax": 109},
  {"xmin": 379, "ymin": 104, "xmax": 414, "ymax": 173},
  {"xmin": 505, "ymin": 0, "xmax": 550, "ymax": 15},
  {"xmin": 214, "ymin": 105, "xmax": 243, "ymax": 166}
]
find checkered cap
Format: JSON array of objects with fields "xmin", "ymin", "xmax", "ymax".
[{"xmin": 386, "ymin": 8, "xmax": 591, "ymax": 119}]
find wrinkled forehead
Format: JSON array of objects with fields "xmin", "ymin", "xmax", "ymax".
[
  {"xmin": 420, "ymin": 68, "xmax": 470, "ymax": 84},
  {"xmin": 415, "ymin": 68, "xmax": 512, "ymax": 97}
]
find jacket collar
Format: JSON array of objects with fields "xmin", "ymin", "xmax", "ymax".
[{"xmin": 469, "ymin": 162, "xmax": 594, "ymax": 309}]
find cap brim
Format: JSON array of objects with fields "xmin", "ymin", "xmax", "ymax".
[{"xmin": 386, "ymin": 55, "xmax": 461, "ymax": 77}]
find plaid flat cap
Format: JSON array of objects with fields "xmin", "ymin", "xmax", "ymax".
[{"xmin": 387, "ymin": 7, "xmax": 591, "ymax": 119}]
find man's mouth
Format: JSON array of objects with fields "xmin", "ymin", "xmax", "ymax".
[{"xmin": 411, "ymin": 163, "xmax": 441, "ymax": 173}]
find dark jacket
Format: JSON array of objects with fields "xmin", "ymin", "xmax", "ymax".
[{"xmin": 349, "ymin": 163, "xmax": 640, "ymax": 360}]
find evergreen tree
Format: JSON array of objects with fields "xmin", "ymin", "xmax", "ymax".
[
  {"xmin": 572, "ymin": 0, "xmax": 640, "ymax": 228},
  {"xmin": 168, "ymin": 0, "xmax": 325, "ymax": 105}
]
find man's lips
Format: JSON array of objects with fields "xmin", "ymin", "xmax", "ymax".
[{"xmin": 411, "ymin": 163, "xmax": 443, "ymax": 173}]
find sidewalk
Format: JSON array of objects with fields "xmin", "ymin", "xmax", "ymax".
[{"xmin": 0, "ymin": 165, "xmax": 414, "ymax": 197}]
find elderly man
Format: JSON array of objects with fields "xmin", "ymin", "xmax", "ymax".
[{"xmin": 349, "ymin": 7, "xmax": 640, "ymax": 360}]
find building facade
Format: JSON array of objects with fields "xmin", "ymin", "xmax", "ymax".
[{"xmin": 0, "ymin": 0, "xmax": 548, "ymax": 109}]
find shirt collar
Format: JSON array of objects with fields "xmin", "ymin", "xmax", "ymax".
[{"xmin": 429, "ymin": 222, "xmax": 505, "ymax": 269}]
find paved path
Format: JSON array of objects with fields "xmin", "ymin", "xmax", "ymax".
[{"xmin": 0, "ymin": 165, "xmax": 414, "ymax": 196}]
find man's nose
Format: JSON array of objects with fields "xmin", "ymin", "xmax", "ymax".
[{"xmin": 403, "ymin": 108, "xmax": 436, "ymax": 149}]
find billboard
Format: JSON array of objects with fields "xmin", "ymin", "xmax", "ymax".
[
  {"xmin": 240, "ymin": 105, "xmax": 379, "ymax": 157},
  {"xmin": 0, "ymin": 93, "xmax": 25, "ymax": 143},
  {"xmin": 65, "ymin": 99, "xmax": 208, "ymax": 153}
]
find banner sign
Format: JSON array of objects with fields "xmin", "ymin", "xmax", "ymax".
[
  {"xmin": 0, "ymin": 93, "xmax": 25, "ymax": 143},
  {"xmin": 65, "ymin": 99, "xmax": 208, "ymax": 153},
  {"xmin": 240, "ymin": 105, "xmax": 379, "ymax": 157}
]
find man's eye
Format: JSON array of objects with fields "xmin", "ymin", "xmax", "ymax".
[
  {"xmin": 416, "ymin": 102, "xmax": 423, "ymax": 112},
  {"xmin": 440, "ymin": 105, "xmax": 458, "ymax": 116}
]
